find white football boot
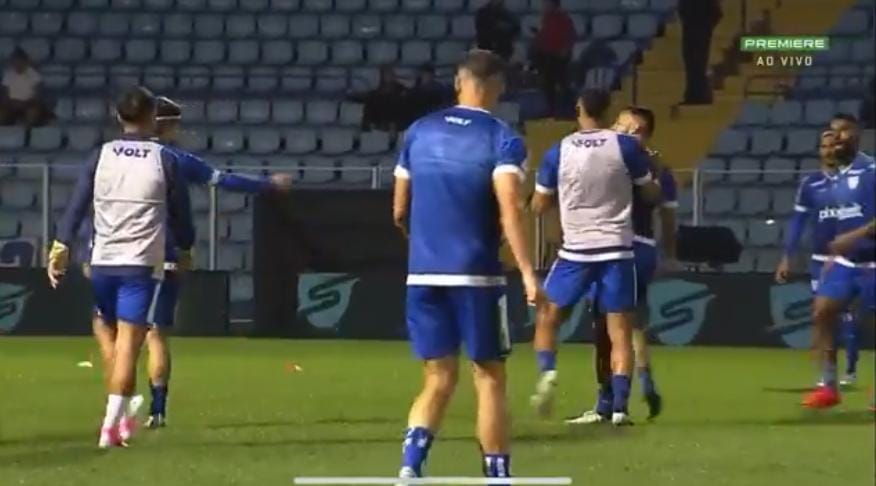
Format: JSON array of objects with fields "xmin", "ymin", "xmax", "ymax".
[{"xmin": 530, "ymin": 370, "xmax": 558, "ymax": 418}]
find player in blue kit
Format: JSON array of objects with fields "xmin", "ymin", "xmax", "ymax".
[
  {"xmin": 392, "ymin": 50, "xmax": 539, "ymax": 480},
  {"xmin": 802, "ymin": 133, "xmax": 875, "ymax": 408},
  {"xmin": 529, "ymin": 90, "xmax": 661, "ymax": 426},
  {"xmin": 48, "ymin": 86, "xmax": 195, "ymax": 448},
  {"xmin": 564, "ymin": 106, "xmax": 677, "ymax": 424}
]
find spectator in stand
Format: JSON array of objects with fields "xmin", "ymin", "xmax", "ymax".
[
  {"xmin": 348, "ymin": 65, "xmax": 408, "ymax": 133},
  {"xmin": 404, "ymin": 64, "xmax": 454, "ymax": 127},
  {"xmin": 530, "ymin": 0, "xmax": 575, "ymax": 117},
  {"xmin": 475, "ymin": 0, "xmax": 521, "ymax": 61},
  {"xmin": 678, "ymin": 0, "xmax": 722, "ymax": 105},
  {"xmin": 0, "ymin": 48, "xmax": 51, "ymax": 127},
  {"xmin": 573, "ymin": 40, "xmax": 617, "ymax": 91}
]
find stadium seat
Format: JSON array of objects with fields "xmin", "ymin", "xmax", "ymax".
[
  {"xmin": 227, "ymin": 15, "xmax": 256, "ymax": 38},
  {"xmin": 99, "ymin": 13, "xmax": 130, "ymax": 36},
  {"xmin": 75, "ymin": 98, "xmax": 107, "ymax": 122},
  {"xmin": 239, "ymin": 100, "xmax": 271, "ymax": 124},
  {"xmin": 213, "ymin": 128, "xmax": 245, "ymax": 154},
  {"xmin": 336, "ymin": 0, "xmax": 367, "ymax": 11},
  {"xmin": 228, "ymin": 215, "xmax": 254, "ymax": 243},
  {"xmin": 402, "ymin": 0, "xmax": 431, "ymax": 12},
  {"xmin": 704, "ymin": 187, "xmax": 735, "ymax": 215},
  {"xmin": 371, "ymin": 0, "xmax": 399, "ymax": 12},
  {"xmin": 755, "ymin": 249, "xmax": 782, "ymax": 273},
  {"xmin": 769, "ymin": 101, "xmax": 802, "ymax": 124},
  {"xmin": 144, "ymin": 0, "xmax": 173, "ymax": 9},
  {"xmin": 298, "ymin": 40, "xmax": 329, "ymax": 65},
  {"xmin": 54, "ymin": 38, "xmax": 86, "ymax": 63},
  {"xmin": 451, "ymin": 15, "xmax": 475, "ymax": 38},
  {"xmin": 417, "ymin": 15, "xmax": 448, "ymax": 39},
  {"xmin": 178, "ymin": 66, "xmax": 211, "ymax": 91},
  {"xmin": 41, "ymin": 65, "xmax": 72, "ymax": 90},
  {"xmin": 306, "ymin": 100, "xmax": 339, "ymax": 125},
  {"xmin": 130, "ymin": 13, "xmax": 161, "ymax": 36},
  {"xmin": 368, "ymin": 40, "xmax": 399, "ymax": 64},
  {"xmin": 352, "ymin": 15, "xmax": 382, "ymax": 37},
  {"xmin": 298, "ymin": 156, "xmax": 336, "ymax": 183},
  {"xmin": 208, "ymin": 0, "xmax": 237, "ymax": 10},
  {"xmin": 837, "ymin": 99, "xmax": 862, "ymax": 117},
  {"xmin": 28, "ymin": 127, "xmax": 62, "ymax": 152},
  {"xmin": 358, "ymin": 130, "xmax": 391, "ymax": 155},
  {"xmin": 861, "ymin": 129, "xmax": 875, "ymax": 153},
  {"xmin": 190, "ymin": 186, "xmax": 210, "ymax": 213},
  {"xmin": 737, "ymin": 101, "xmax": 769, "ymax": 126},
  {"xmin": 401, "ymin": 40, "xmax": 431, "ymax": 65},
  {"xmin": 289, "ymin": 14, "xmax": 320, "ymax": 38},
  {"xmin": 195, "ymin": 14, "xmax": 225, "ymax": 37},
  {"xmin": 66, "ymin": 13, "xmax": 98, "ymax": 37},
  {"xmin": 495, "ymin": 102, "xmax": 520, "ymax": 125},
  {"xmin": 180, "ymin": 100, "xmax": 206, "ymax": 123},
  {"xmin": 212, "ymin": 66, "xmax": 246, "ymax": 91},
  {"xmin": 73, "ymin": 65, "xmax": 106, "ymax": 90},
  {"xmin": 263, "ymin": 40, "xmax": 295, "ymax": 65},
  {"xmin": 433, "ymin": 0, "xmax": 463, "ymax": 11},
  {"xmin": 698, "ymin": 157, "xmax": 727, "ymax": 183},
  {"xmin": 435, "ymin": 41, "xmax": 466, "ymax": 64},
  {"xmin": 333, "ymin": 40, "xmax": 364, "ymax": 65},
  {"xmin": 164, "ymin": 14, "xmax": 193, "ymax": 37},
  {"xmin": 627, "ymin": 13, "xmax": 658, "ymax": 39},
  {"xmin": 339, "ymin": 156, "xmax": 376, "ymax": 184},
  {"xmin": 303, "ymin": 0, "xmax": 333, "ymax": 11},
  {"xmin": 248, "ymin": 128, "xmax": 281, "ymax": 154},
  {"xmin": 285, "ymin": 128, "xmax": 318, "ymax": 154},
  {"xmin": 321, "ymin": 128, "xmax": 356, "ymax": 155},
  {"xmin": 851, "ymin": 38, "xmax": 875, "ymax": 62},
  {"xmin": 803, "ymin": 99, "xmax": 834, "ymax": 126},
  {"xmin": 49, "ymin": 184, "xmax": 73, "ymax": 211},
  {"xmin": 54, "ymin": 98, "xmax": 73, "ymax": 121},
  {"xmin": 786, "ymin": 129, "xmax": 818, "ymax": 155},
  {"xmin": 193, "ymin": 40, "xmax": 225, "ymax": 64},
  {"xmin": 713, "ymin": 218, "xmax": 746, "ymax": 246},
  {"xmin": 339, "ymin": 102, "xmax": 364, "ymax": 126},
  {"xmin": 833, "ymin": 8, "xmax": 870, "ymax": 34},
  {"xmin": 724, "ymin": 249, "xmax": 755, "ymax": 273},
  {"xmin": 750, "ymin": 129, "xmax": 782, "ymax": 156},
  {"xmin": 66, "ymin": 127, "xmax": 100, "ymax": 152},
  {"xmin": 761, "ymin": 157, "xmax": 797, "ymax": 185},
  {"xmin": 772, "ymin": 187, "xmax": 797, "ymax": 216},
  {"xmin": 727, "ymin": 157, "xmax": 761, "ymax": 183},
  {"xmin": 207, "ymin": 100, "xmax": 238, "ymax": 124},
  {"xmin": 676, "ymin": 188, "xmax": 693, "ymax": 218},
  {"xmin": 91, "ymin": 39, "xmax": 122, "ymax": 63},
  {"xmin": 798, "ymin": 157, "xmax": 820, "ymax": 173},
  {"xmin": 592, "ymin": 14, "xmax": 623, "ymax": 38},
  {"xmin": 218, "ymin": 244, "xmax": 247, "ymax": 270},
  {"xmin": 385, "ymin": 15, "xmax": 415, "ymax": 38},
  {"xmin": 814, "ymin": 39, "xmax": 850, "ymax": 64},
  {"xmin": 228, "ymin": 40, "xmax": 260, "ymax": 64},
  {"xmin": 126, "ymin": 39, "xmax": 157, "ymax": 63},
  {"xmin": 737, "ymin": 188, "xmax": 770, "ymax": 215},
  {"xmin": 273, "ymin": 99, "xmax": 304, "ymax": 124},
  {"xmin": 0, "ymin": 216, "xmax": 18, "ymax": 239},
  {"xmin": 322, "ymin": 15, "xmax": 351, "ymax": 38},
  {"xmin": 112, "ymin": 0, "xmax": 141, "ymax": 8},
  {"xmin": 711, "ymin": 129, "xmax": 747, "ymax": 156},
  {"xmin": 747, "ymin": 220, "xmax": 781, "ymax": 247},
  {"xmin": 31, "ymin": 12, "xmax": 63, "ymax": 36},
  {"xmin": 0, "ymin": 184, "xmax": 35, "ymax": 209},
  {"xmin": 43, "ymin": 0, "xmax": 75, "ymax": 7},
  {"xmin": 258, "ymin": 15, "xmax": 288, "ymax": 37},
  {"xmin": 160, "ymin": 39, "xmax": 191, "ymax": 64}
]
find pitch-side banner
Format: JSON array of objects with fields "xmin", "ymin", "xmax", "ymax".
[{"xmin": 258, "ymin": 270, "xmax": 874, "ymax": 349}]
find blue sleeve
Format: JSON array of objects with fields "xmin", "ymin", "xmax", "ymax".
[
  {"xmin": 395, "ymin": 122, "xmax": 416, "ymax": 179},
  {"xmin": 177, "ymin": 149, "xmax": 272, "ymax": 194},
  {"xmin": 793, "ymin": 178, "xmax": 812, "ymax": 213},
  {"xmin": 535, "ymin": 143, "xmax": 560, "ymax": 194},
  {"xmin": 56, "ymin": 150, "xmax": 99, "ymax": 245},
  {"xmin": 161, "ymin": 148, "xmax": 195, "ymax": 251},
  {"xmin": 783, "ymin": 210, "xmax": 809, "ymax": 256},
  {"xmin": 659, "ymin": 168, "xmax": 678, "ymax": 208},
  {"xmin": 493, "ymin": 122, "xmax": 527, "ymax": 180},
  {"xmin": 617, "ymin": 134, "xmax": 653, "ymax": 185}
]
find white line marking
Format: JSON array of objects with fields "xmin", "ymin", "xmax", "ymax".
[{"xmin": 294, "ymin": 478, "xmax": 572, "ymax": 485}]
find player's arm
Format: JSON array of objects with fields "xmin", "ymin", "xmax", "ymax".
[
  {"xmin": 618, "ymin": 134, "xmax": 660, "ymax": 201},
  {"xmin": 175, "ymin": 149, "xmax": 288, "ymax": 194},
  {"xmin": 49, "ymin": 150, "xmax": 98, "ymax": 287},
  {"xmin": 162, "ymin": 148, "xmax": 196, "ymax": 253},
  {"xmin": 830, "ymin": 218, "xmax": 876, "ymax": 256},
  {"xmin": 392, "ymin": 127, "xmax": 415, "ymax": 237},
  {"xmin": 530, "ymin": 143, "xmax": 560, "ymax": 215},
  {"xmin": 776, "ymin": 179, "xmax": 812, "ymax": 283},
  {"xmin": 658, "ymin": 168, "xmax": 679, "ymax": 261}
]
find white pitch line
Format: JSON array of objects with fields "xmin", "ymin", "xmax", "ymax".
[{"xmin": 293, "ymin": 477, "xmax": 572, "ymax": 485}]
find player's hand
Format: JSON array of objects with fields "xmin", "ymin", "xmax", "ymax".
[
  {"xmin": 522, "ymin": 271, "xmax": 543, "ymax": 306},
  {"xmin": 269, "ymin": 173, "xmax": 294, "ymax": 193},
  {"xmin": 47, "ymin": 240, "xmax": 69, "ymax": 289},
  {"xmin": 177, "ymin": 248, "xmax": 193, "ymax": 273},
  {"xmin": 774, "ymin": 256, "xmax": 791, "ymax": 284}
]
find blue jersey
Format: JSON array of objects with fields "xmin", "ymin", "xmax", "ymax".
[
  {"xmin": 632, "ymin": 162, "xmax": 677, "ymax": 242},
  {"xmin": 852, "ymin": 151, "xmax": 875, "ymax": 170},
  {"xmin": 832, "ymin": 165, "xmax": 875, "ymax": 264},
  {"xmin": 785, "ymin": 170, "xmax": 837, "ymax": 258},
  {"xmin": 395, "ymin": 105, "xmax": 527, "ymax": 286}
]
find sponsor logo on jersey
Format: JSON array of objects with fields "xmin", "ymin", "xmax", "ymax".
[
  {"xmin": 112, "ymin": 146, "xmax": 152, "ymax": 158},
  {"xmin": 766, "ymin": 282, "xmax": 811, "ymax": 348},
  {"xmin": 818, "ymin": 204, "xmax": 863, "ymax": 221},
  {"xmin": 571, "ymin": 138, "xmax": 607, "ymax": 148},
  {"xmin": 444, "ymin": 116, "xmax": 472, "ymax": 126},
  {"xmin": 0, "ymin": 283, "xmax": 31, "ymax": 333},
  {"xmin": 647, "ymin": 279, "xmax": 714, "ymax": 345},
  {"xmin": 297, "ymin": 273, "xmax": 360, "ymax": 330}
]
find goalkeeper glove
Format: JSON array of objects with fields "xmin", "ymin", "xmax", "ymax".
[{"xmin": 47, "ymin": 240, "xmax": 70, "ymax": 288}]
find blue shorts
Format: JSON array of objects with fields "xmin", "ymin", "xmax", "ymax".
[
  {"xmin": 545, "ymin": 257, "xmax": 637, "ymax": 313},
  {"xmin": 633, "ymin": 242, "xmax": 658, "ymax": 303},
  {"xmin": 91, "ymin": 271, "xmax": 160, "ymax": 326},
  {"xmin": 406, "ymin": 285, "xmax": 510, "ymax": 362},
  {"xmin": 150, "ymin": 272, "xmax": 180, "ymax": 328},
  {"xmin": 814, "ymin": 260, "xmax": 875, "ymax": 309}
]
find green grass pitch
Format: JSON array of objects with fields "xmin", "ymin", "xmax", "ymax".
[{"xmin": 0, "ymin": 338, "xmax": 873, "ymax": 486}]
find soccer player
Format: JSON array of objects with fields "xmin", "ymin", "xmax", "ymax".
[
  {"xmin": 392, "ymin": 49, "xmax": 539, "ymax": 480},
  {"xmin": 564, "ymin": 106, "xmax": 677, "ymax": 424},
  {"xmin": 48, "ymin": 86, "xmax": 195, "ymax": 448},
  {"xmin": 529, "ymin": 89, "xmax": 661, "ymax": 425},
  {"xmin": 830, "ymin": 113, "xmax": 876, "ymax": 169},
  {"xmin": 800, "ymin": 133, "xmax": 875, "ymax": 408},
  {"xmin": 141, "ymin": 96, "xmax": 293, "ymax": 428}
]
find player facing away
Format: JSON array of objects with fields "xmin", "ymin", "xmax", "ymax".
[
  {"xmin": 529, "ymin": 89, "xmax": 662, "ymax": 425},
  {"xmin": 801, "ymin": 133, "xmax": 875, "ymax": 409},
  {"xmin": 565, "ymin": 106, "xmax": 678, "ymax": 424},
  {"xmin": 48, "ymin": 86, "xmax": 195, "ymax": 448},
  {"xmin": 140, "ymin": 96, "xmax": 292, "ymax": 429},
  {"xmin": 392, "ymin": 50, "xmax": 540, "ymax": 480}
]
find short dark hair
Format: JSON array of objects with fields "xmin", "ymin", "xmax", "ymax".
[
  {"xmin": 626, "ymin": 105, "xmax": 656, "ymax": 136},
  {"xmin": 11, "ymin": 47, "xmax": 29, "ymax": 62},
  {"xmin": 831, "ymin": 113, "xmax": 858, "ymax": 124},
  {"xmin": 155, "ymin": 96, "xmax": 182, "ymax": 121},
  {"xmin": 578, "ymin": 88, "xmax": 611, "ymax": 120},
  {"xmin": 115, "ymin": 86, "xmax": 156, "ymax": 124},
  {"xmin": 457, "ymin": 49, "xmax": 506, "ymax": 81}
]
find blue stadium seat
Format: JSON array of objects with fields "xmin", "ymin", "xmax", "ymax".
[
  {"xmin": 786, "ymin": 129, "xmax": 818, "ymax": 155},
  {"xmin": 503, "ymin": 0, "xmax": 527, "ymax": 12},
  {"xmin": 434, "ymin": 0, "xmax": 463, "ymax": 11},
  {"xmin": 321, "ymin": 128, "xmax": 356, "ymax": 155},
  {"xmin": 49, "ymin": 183, "xmax": 73, "ymax": 211},
  {"xmin": 737, "ymin": 188, "xmax": 770, "ymax": 215},
  {"xmin": 586, "ymin": 0, "xmax": 620, "ymax": 11},
  {"xmin": 435, "ymin": 41, "xmax": 466, "ymax": 64},
  {"xmin": 769, "ymin": 101, "xmax": 802, "ymax": 124},
  {"xmin": 54, "ymin": 38, "xmax": 86, "ymax": 63},
  {"xmin": 178, "ymin": 66, "xmax": 211, "ymax": 91},
  {"xmin": 803, "ymin": 99, "xmax": 834, "ymax": 126},
  {"xmin": 195, "ymin": 14, "xmax": 225, "ymax": 37},
  {"xmin": 285, "ymin": 128, "xmax": 318, "ymax": 154},
  {"xmin": 31, "ymin": 13, "xmax": 63, "ymax": 36},
  {"xmin": 112, "ymin": 0, "xmax": 142, "ymax": 8},
  {"xmin": 754, "ymin": 249, "xmax": 782, "ymax": 273},
  {"xmin": 229, "ymin": 40, "xmax": 260, "ymax": 64},
  {"xmin": 772, "ymin": 187, "xmax": 797, "ymax": 216},
  {"xmin": 227, "ymin": 15, "xmax": 256, "ymax": 38},
  {"xmin": 370, "ymin": 0, "xmax": 399, "ymax": 12},
  {"xmin": 762, "ymin": 157, "xmax": 797, "ymax": 185},
  {"xmin": 247, "ymin": 66, "xmax": 279, "ymax": 93},
  {"xmin": 0, "ymin": 184, "xmax": 35, "ymax": 209},
  {"xmin": 358, "ymin": 130, "xmax": 391, "ymax": 154},
  {"xmin": 126, "ymin": 39, "xmax": 157, "ymax": 63},
  {"xmin": 164, "ymin": 14, "xmax": 193, "ymax": 37},
  {"xmin": 213, "ymin": 66, "xmax": 246, "ymax": 91},
  {"xmin": 74, "ymin": 65, "xmax": 106, "ymax": 90},
  {"xmin": 861, "ymin": 129, "xmax": 875, "ymax": 153},
  {"xmin": 0, "ymin": 216, "xmax": 18, "ymax": 239},
  {"xmin": 193, "ymin": 40, "xmax": 225, "ymax": 64},
  {"xmin": 306, "ymin": 100, "xmax": 339, "ymax": 125},
  {"xmin": 180, "ymin": 127, "xmax": 209, "ymax": 152},
  {"xmin": 336, "ymin": 102, "xmax": 362, "ymax": 127},
  {"xmin": 747, "ymin": 220, "xmax": 781, "ymax": 246},
  {"xmin": 131, "ymin": 13, "xmax": 161, "ymax": 36},
  {"xmin": 451, "ymin": 14, "xmax": 475, "ymax": 38},
  {"xmin": 303, "ymin": 0, "xmax": 333, "ymax": 11},
  {"xmin": 352, "ymin": 15, "xmax": 382, "ymax": 37},
  {"xmin": 851, "ymin": 38, "xmax": 875, "ymax": 62},
  {"xmin": 209, "ymin": 0, "xmax": 237, "ymax": 10},
  {"xmin": 727, "ymin": 157, "xmax": 761, "ymax": 183},
  {"xmin": 796, "ymin": 76, "xmax": 827, "ymax": 92},
  {"xmin": 289, "ymin": 14, "xmax": 320, "ymax": 38},
  {"xmin": 402, "ymin": 40, "xmax": 432, "ymax": 65},
  {"xmin": 837, "ymin": 99, "xmax": 863, "ymax": 117},
  {"xmin": 0, "ymin": 12, "xmax": 26, "ymax": 36},
  {"xmin": 189, "ymin": 186, "xmax": 210, "ymax": 213},
  {"xmin": 748, "ymin": 129, "xmax": 781, "ymax": 156},
  {"xmin": 213, "ymin": 128, "xmax": 245, "ymax": 154},
  {"xmin": 41, "ymin": 65, "xmax": 71, "ymax": 90},
  {"xmin": 239, "ymin": 100, "xmax": 271, "ymax": 124},
  {"xmin": 218, "ymin": 244, "xmax": 247, "ymax": 270},
  {"xmin": 833, "ymin": 8, "xmax": 870, "ymax": 35},
  {"xmin": 43, "ymin": 0, "xmax": 74, "ymax": 7},
  {"xmin": 339, "ymin": 156, "xmax": 376, "ymax": 184},
  {"xmin": 418, "ymin": 14, "xmax": 448, "ymax": 39},
  {"xmin": 402, "ymin": 0, "xmax": 430, "ymax": 12},
  {"xmin": 29, "ymin": 127, "xmax": 62, "ymax": 151},
  {"xmin": 273, "ymin": 99, "xmax": 304, "ymax": 125},
  {"xmin": 738, "ymin": 101, "xmax": 769, "ymax": 125},
  {"xmin": 248, "ymin": 128, "xmax": 281, "ymax": 154},
  {"xmin": 592, "ymin": 14, "xmax": 623, "ymax": 38},
  {"xmin": 711, "ymin": 129, "xmax": 747, "ymax": 156},
  {"xmin": 298, "ymin": 40, "xmax": 329, "ymax": 65},
  {"xmin": 160, "ymin": 39, "xmax": 191, "ymax": 64},
  {"xmin": 627, "ymin": 13, "xmax": 658, "ymax": 39},
  {"xmin": 332, "ymin": 40, "xmax": 364, "ymax": 65},
  {"xmin": 263, "ymin": 40, "xmax": 295, "ymax": 65},
  {"xmin": 15, "ymin": 38, "xmax": 49, "ymax": 65},
  {"xmin": 144, "ymin": 0, "xmax": 173, "ymax": 9},
  {"xmin": 322, "ymin": 15, "xmax": 351, "ymax": 38},
  {"xmin": 714, "ymin": 218, "xmax": 746, "ymax": 245},
  {"xmin": 207, "ymin": 100, "xmax": 238, "ymax": 124},
  {"xmin": 368, "ymin": 40, "xmax": 399, "ymax": 64},
  {"xmin": 228, "ymin": 214, "xmax": 253, "ymax": 242},
  {"xmin": 704, "ymin": 188, "xmax": 735, "ymax": 215},
  {"xmin": 92, "ymin": 39, "xmax": 122, "ymax": 63},
  {"xmin": 238, "ymin": 0, "xmax": 268, "ymax": 10},
  {"xmin": 54, "ymin": 98, "xmax": 73, "ymax": 121},
  {"xmin": 180, "ymin": 100, "xmax": 206, "ymax": 122},
  {"xmin": 258, "ymin": 15, "xmax": 288, "ymax": 37},
  {"xmin": 798, "ymin": 157, "xmax": 820, "ymax": 173},
  {"xmin": 723, "ymin": 249, "xmax": 755, "ymax": 273},
  {"xmin": 385, "ymin": 15, "xmax": 415, "ymax": 38},
  {"xmin": 337, "ymin": 0, "xmax": 367, "ymax": 11},
  {"xmin": 66, "ymin": 126, "xmax": 100, "ymax": 152},
  {"xmin": 698, "ymin": 157, "xmax": 726, "ymax": 182},
  {"xmin": 300, "ymin": 156, "xmax": 337, "ymax": 184},
  {"xmin": 75, "ymin": 98, "xmax": 107, "ymax": 122},
  {"xmin": 676, "ymin": 188, "xmax": 693, "ymax": 217},
  {"xmin": 99, "ymin": 13, "xmax": 130, "ymax": 36}
]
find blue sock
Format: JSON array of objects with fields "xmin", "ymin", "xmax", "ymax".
[
  {"xmin": 483, "ymin": 454, "xmax": 511, "ymax": 478},
  {"xmin": 841, "ymin": 312, "xmax": 858, "ymax": 375},
  {"xmin": 611, "ymin": 374, "xmax": 632, "ymax": 413},
  {"xmin": 821, "ymin": 360, "xmax": 837, "ymax": 389},
  {"xmin": 536, "ymin": 351, "xmax": 556, "ymax": 373},
  {"xmin": 401, "ymin": 427, "xmax": 434, "ymax": 475},
  {"xmin": 638, "ymin": 366, "xmax": 656, "ymax": 396},
  {"xmin": 595, "ymin": 382, "xmax": 613, "ymax": 416},
  {"xmin": 149, "ymin": 382, "xmax": 168, "ymax": 416}
]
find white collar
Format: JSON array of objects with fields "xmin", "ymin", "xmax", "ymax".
[{"xmin": 455, "ymin": 104, "xmax": 491, "ymax": 114}]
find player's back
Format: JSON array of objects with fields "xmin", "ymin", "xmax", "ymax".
[
  {"xmin": 399, "ymin": 106, "xmax": 525, "ymax": 283},
  {"xmin": 91, "ymin": 136, "xmax": 169, "ymax": 270}
]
